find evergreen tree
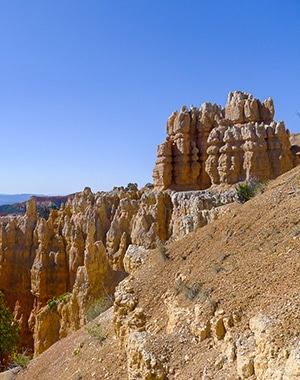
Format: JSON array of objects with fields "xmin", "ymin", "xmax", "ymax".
[{"xmin": 0, "ymin": 292, "xmax": 20, "ymax": 370}]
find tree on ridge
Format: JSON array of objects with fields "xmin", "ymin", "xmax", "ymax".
[{"xmin": 0, "ymin": 291, "xmax": 20, "ymax": 371}]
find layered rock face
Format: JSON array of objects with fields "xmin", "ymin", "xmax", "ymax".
[
  {"xmin": 153, "ymin": 91, "xmax": 297, "ymax": 190},
  {"xmin": 0, "ymin": 186, "xmax": 235, "ymax": 355},
  {"xmin": 1, "ymin": 90, "xmax": 298, "ymax": 362},
  {"xmin": 116, "ymin": 280, "xmax": 300, "ymax": 380}
]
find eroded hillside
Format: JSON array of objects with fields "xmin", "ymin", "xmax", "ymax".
[
  {"xmin": 1, "ymin": 90, "xmax": 299, "ymax": 378},
  {"xmin": 0, "ymin": 184, "xmax": 236, "ymax": 356},
  {"xmin": 12, "ymin": 164, "xmax": 300, "ymax": 380}
]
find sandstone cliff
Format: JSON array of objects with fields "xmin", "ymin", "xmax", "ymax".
[
  {"xmin": 0, "ymin": 186, "xmax": 236, "ymax": 356},
  {"xmin": 153, "ymin": 91, "xmax": 298, "ymax": 190},
  {"xmin": 0, "ymin": 90, "xmax": 299, "ymax": 378},
  {"xmin": 11, "ymin": 164, "xmax": 300, "ymax": 380}
]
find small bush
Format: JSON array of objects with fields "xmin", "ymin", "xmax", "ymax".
[
  {"xmin": 236, "ymin": 178, "xmax": 268, "ymax": 203},
  {"xmin": 174, "ymin": 279, "xmax": 217, "ymax": 312},
  {"xmin": 85, "ymin": 324, "xmax": 107, "ymax": 342},
  {"xmin": 72, "ymin": 345, "xmax": 82, "ymax": 358},
  {"xmin": 157, "ymin": 241, "xmax": 170, "ymax": 261},
  {"xmin": 184, "ymin": 284, "xmax": 200, "ymax": 300},
  {"xmin": 11, "ymin": 350, "xmax": 32, "ymax": 368},
  {"xmin": 58, "ymin": 292, "xmax": 70, "ymax": 303},
  {"xmin": 236, "ymin": 183, "xmax": 255, "ymax": 202},
  {"xmin": 87, "ymin": 297, "xmax": 112, "ymax": 322},
  {"xmin": 46, "ymin": 292, "xmax": 70, "ymax": 311},
  {"xmin": 0, "ymin": 291, "xmax": 20, "ymax": 368},
  {"xmin": 46, "ymin": 297, "xmax": 58, "ymax": 311}
]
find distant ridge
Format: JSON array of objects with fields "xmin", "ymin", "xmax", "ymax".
[
  {"xmin": 0, "ymin": 194, "xmax": 38, "ymax": 206},
  {"xmin": 0, "ymin": 194, "xmax": 75, "ymax": 215}
]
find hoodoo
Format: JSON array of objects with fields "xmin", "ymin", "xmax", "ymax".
[{"xmin": 153, "ymin": 91, "xmax": 297, "ymax": 190}]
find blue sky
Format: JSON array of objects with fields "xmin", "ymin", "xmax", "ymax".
[{"xmin": 0, "ymin": 1, "xmax": 299, "ymax": 194}]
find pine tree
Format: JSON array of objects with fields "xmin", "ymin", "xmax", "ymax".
[{"xmin": 0, "ymin": 292, "xmax": 20, "ymax": 371}]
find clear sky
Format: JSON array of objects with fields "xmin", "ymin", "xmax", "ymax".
[{"xmin": 1, "ymin": 0, "xmax": 299, "ymax": 195}]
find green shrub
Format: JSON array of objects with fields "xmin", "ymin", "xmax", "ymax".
[
  {"xmin": 11, "ymin": 350, "xmax": 32, "ymax": 368},
  {"xmin": 72, "ymin": 345, "xmax": 82, "ymax": 358},
  {"xmin": 0, "ymin": 292, "xmax": 20, "ymax": 369},
  {"xmin": 46, "ymin": 297, "xmax": 58, "ymax": 311},
  {"xmin": 236, "ymin": 183, "xmax": 255, "ymax": 202},
  {"xmin": 236, "ymin": 178, "xmax": 268, "ymax": 203},
  {"xmin": 58, "ymin": 292, "xmax": 70, "ymax": 303},
  {"xmin": 46, "ymin": 292, "xmax": 70, "ymax": 311}
]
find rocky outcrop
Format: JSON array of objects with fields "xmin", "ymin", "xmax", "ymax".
[
  {"xmin": 0, "ymin": 199, "xmax": 37, "ymax": 349},
  {"xmin": 8, "ymin": 164, "xmax": 300, "ymax": 380},
  {"xmin": 153, "ymin": 91, "xmax": 298, "ymax": 190},
  {"xmin": 0, "ymin": 186, "xmax": 234, "ymax": 356},
  {"xmin": 126, "ymin": 332, "xmax": 171, "ymax": 380},
  {"xmin": 113, "ymin": 276, "xmax": 147, "ymax": 347},
  {"xmin": 1, "ymin": 91, "xmax": 298, "ymax": 365},
  {"xmin": 114, "ymin": 272, "xmax": 300, "ymax": 380}
]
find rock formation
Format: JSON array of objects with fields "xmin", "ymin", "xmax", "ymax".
[
  {"xmin": 0, "ymin": 199, "xmax": 37, "ymax": 349},
  {"xmin": 1, "ymin": 91, "xmax": 299, "ymax": 379},
  {"xmin": 153, "ymin": 91, "xmax": 298, "ymax": 190},
  {"xmin": 1, "ymin": 90, "xmax": 299, "ymax": 366},
  {"xmin": 0, "ymin": 186, "xmax": 235, "ymax": 356}
]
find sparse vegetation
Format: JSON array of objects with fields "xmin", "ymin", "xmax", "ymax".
[
  {"xmin": 0, "ymin": 292, "xmax": 20, "ymax": 370},
  {"xmin": 175, "ymin": 279, "xmax": 203, "ymax": 300},
  {"xmin": 157, "ymin": 241, "xmax": 170, "ymax": 260},
  {"xmin": 213, "ymin": 266, "xmax": 226, "ymax": 274},
  {"xmin": 87, "ymin": 297, "xmax": 113, "ymax": 322},
  {"xmin": 219, "ymin": 253, "xmax": 229, "ymax": 262},
  {"xmin": 213, "ymin": 253, "xmax": 229, "ymax": 274},
  {"xmin": 236, "ymin": 178, "xmax": 268, "ymax": 203},
  {"xmin": 0, "ymin": 204, "xmax": 26, "ymax": 214},
  {"xmin": 72, "ymin": 344, "xmax": 83, "ymax": 358},
  {"xmin": 11, "ymin": 349, "xmax": 32, "ymax": 368},
  {"xmin": 58, "ymin": 292, "xmax": 70, "ymax": 303},
  {"xmin": 46, "ymin": 297, "xmax": 57, "ymax": 311},
  {"xmin": 46, "ymin": 292, "xmax": 70, "ymax": 311},
  {"xmin": 174, "ymin": 279, "xmax": 217, "ymax": 312},
  {"xmin": 85, "ymin": 324, "xmax": 107, "ymax": 342}
]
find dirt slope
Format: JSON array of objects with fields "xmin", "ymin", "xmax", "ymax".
[{"xmin": 13, "ymin": 165, "xmax": 300, "ymax": 379}]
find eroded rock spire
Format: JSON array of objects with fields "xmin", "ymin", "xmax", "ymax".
[{"xmin": 153, "ymin": 91, "xmax": 297, "ymax": 190}]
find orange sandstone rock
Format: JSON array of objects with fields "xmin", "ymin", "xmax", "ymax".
[{"xmin": 153, "ymin": 91, "xmax": 298, "ymax": 190}]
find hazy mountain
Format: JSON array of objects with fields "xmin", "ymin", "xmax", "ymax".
[{"xmin": 0, "ymin": 194, "xmax": 37, "ymax": 206}]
